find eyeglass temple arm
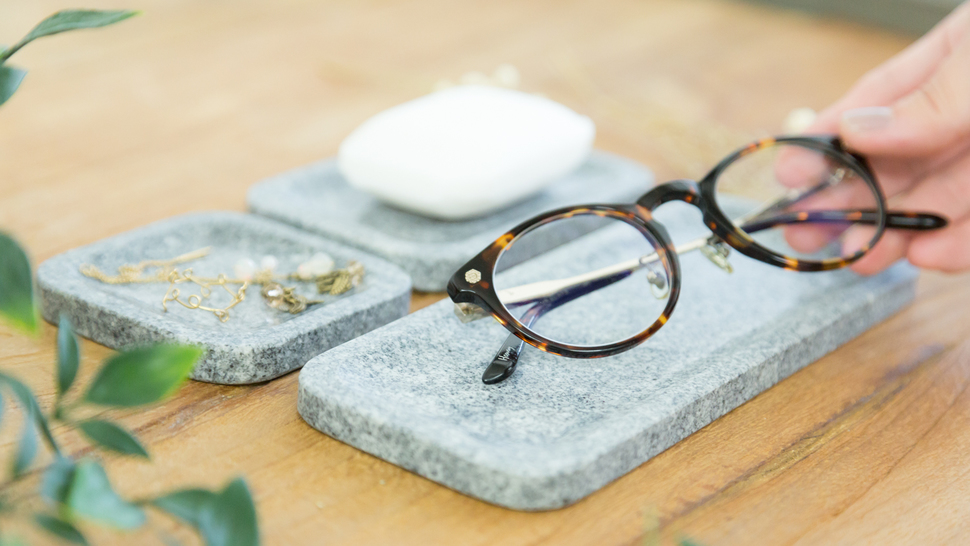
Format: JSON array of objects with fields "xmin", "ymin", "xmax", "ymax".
[
  {"xmin": 741, "ymin": 209, "xmax": 946, "ymax": 233},
  {"xmin": 469, "ymin": 169, "xmax": 941, "ymax": 317}
]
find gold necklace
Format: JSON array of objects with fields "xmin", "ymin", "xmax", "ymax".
[{"xmin": 80, "ymin": 248, "xmax": 365, "ymax": 323}]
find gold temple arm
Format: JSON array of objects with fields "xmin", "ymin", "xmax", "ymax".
[
  {"xmin": 453, "ymin": 235, "xmax": 725, "ymax": 323},
  {"xmin": 495, "ymin": 236, "xmax": 718, "ymax": 305}
]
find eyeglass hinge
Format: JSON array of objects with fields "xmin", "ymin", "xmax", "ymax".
[
  {"xmin": 454, "ymin": 302, "xmax": 490, "ymax": 323},
  {"xmin": 701, "ymin": 238, "xmax": 734, "ymax": 274}
]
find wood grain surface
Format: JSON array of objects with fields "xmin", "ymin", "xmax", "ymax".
[{"xmin": 2, "ymin": 0, "xmax": 968, "ymax": 544}]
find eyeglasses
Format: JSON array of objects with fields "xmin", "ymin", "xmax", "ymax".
[{"xmin": 447, "ymin": 136, "xmax": 948, "ymax": 384}]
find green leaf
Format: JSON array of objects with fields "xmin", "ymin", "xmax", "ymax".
[
  {"xmin": 77, "ymin": 419, "xmax": 148, "ymax": 458},
  {"xmin": 12, "ymin": 405, "xmax": 37, "ymax": 477},
  {"xmin": 64, "ymin": 460, "xmax": 145, "ymax": 529},
  {"xmin": 0, "ymin": 372, "xmax": 60, "ymax": 455},
  {"xmin": 0, "ymin": 10, "xmax": 140, "ymax": 64},
  {"xmin": 0, "ymin": 65, "xmax": 27, "ymax": 107},
  {"xmin": 41, "ymin": 457, "xmax": 76, "ymax": 504},
  {"xmin": 197, "ymin": 479, "xmax": 259, "ymax": 546},
  {"xmin": 2, "ymin": 371, "xmax": 59, "ymax": 476},
  {"xmin": 57, "ymin": 315, "xmax": 80, "ymax": 397},
  {"xmin": 84, "ymin": 345, "xmax": 202, "ymax": 408},
  {"xmin": 22, "ymin": 10, "xmax": 140, "ymax": 43},
  {"xmin": 152, "ymin": 481, "xmax": 259, "ymax": 546},
  {"xmin": 0, "ymin": 232, "xmax": 37, "ymax": 335},
  {"xmin": 33, "ymin": 513, "xmax": 88, "ymax": 545},
  {"xmin": 153, "ymin": 488, "xmax": 218, "ymax": 528}
]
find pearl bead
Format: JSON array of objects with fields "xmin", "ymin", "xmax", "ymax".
[
  {"xmin": 296, "ymin": 263, "xmax": 314, "ymax": 281},
  {"xmin": 234, "ymin": 258, "xmax": 256, "ymax": 281},
  {"xmin": 260, "ymin": 255, "xmax": 278, "ymax": 272},
  {"xmin": 305, "ymin": 253, "xmax": 335, "ymax": 275}
]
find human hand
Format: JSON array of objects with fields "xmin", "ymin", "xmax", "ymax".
[{"xmin": 805, "ymin": 1, "xmax": 970, "ymax": 274}]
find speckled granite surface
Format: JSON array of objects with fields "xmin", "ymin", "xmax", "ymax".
[
  {"xmin": 38, "ymin": 212, "xmax": 412, "ymax": 384},
  {"xmin": 247, "ymin": 151, "xmax": 652, "ymax": 291},
  {"xmin": 298, "ymin": 202, "xmax": 918, "ymax": 510}
]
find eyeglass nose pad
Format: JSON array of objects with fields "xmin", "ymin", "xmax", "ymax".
[
  {"xmin": 645, "ymin": 266, "xmax": 669, "ymax": 299},
  {"xmin": 701, "ymin": 238, "xmax": 734, "ymax": 273}
]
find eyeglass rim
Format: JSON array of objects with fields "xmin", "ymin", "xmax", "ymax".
[
  {"xmin": 487, "ymin": 206, "xmax": 682, "ymax": 358},
  {"xmin": 697, "ymin": 135, "xmax": 888, "ymax": 272}
]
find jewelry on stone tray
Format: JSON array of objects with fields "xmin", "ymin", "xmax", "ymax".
[{"xmin": 79, "ymin": 247, "xmax": 365, "ymax": 323}]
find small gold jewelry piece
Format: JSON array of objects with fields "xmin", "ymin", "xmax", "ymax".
[
  {"xmin": 80, "ymin": 248, "xmax": 366, "ymax": 323},
  {"xmin": 162, "ymin": 269, "xmax": 249, "ymax": 323},
  {"xmin": 261, "ymin": 282, "xmax": 325, "ymax": 314},
  {"xmin": 315, "ymin": 260, "xmax": 365, "ymax": 295},
  {"xmin": 79, "ymin": 247, "xmax": 212, "ymax": 284}
]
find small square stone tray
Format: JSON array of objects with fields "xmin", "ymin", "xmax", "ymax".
[
  {"xmin": 298, "ymin": 203, "xmax": 918, "ymax": 510},
  {"xmin": 38, "ymin": 211, "xmax": 412, "ymax": 385},
  {"xmin": 247, "ymin": 151, "xmax": 653, "ymax": 291}
]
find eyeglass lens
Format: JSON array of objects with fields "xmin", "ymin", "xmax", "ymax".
[
  {"xmin": 714, "ymin": 142, "xmax": 882, "ymax": 261},
  {"xmin": 492, "ymin": 213, "xmax": 671, "ymax": 347}
]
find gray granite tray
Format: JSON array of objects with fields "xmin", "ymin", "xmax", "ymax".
[
  {"xmin": 38, "ymin": 212, "xmax": 412, "ymax": 384},
  {"xmin": 297, "ymin": 202, "xmax": 918, "ymax": 510},
  {"xmin": 247, "ymin": 151, "xmax": 653, "ymax": 291}
]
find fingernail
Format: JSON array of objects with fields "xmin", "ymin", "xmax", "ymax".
[{"xmin": 841, "ymin": 106, "xmax": 893, "ymax": 133}]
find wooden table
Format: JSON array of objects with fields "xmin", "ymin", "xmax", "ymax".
[{"xmin": 2, "ymin": 0, "xmax": 968, "ymax": 544}]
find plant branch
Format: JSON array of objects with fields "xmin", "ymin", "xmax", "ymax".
[{"xmin": 0, "ymin": 39, "xmax": 28, "ymax": 64}]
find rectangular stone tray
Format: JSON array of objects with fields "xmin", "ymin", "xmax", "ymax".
[
  {"xmin": 247, "ymin": 151, "xmax": 653, "ymax": 291},
  {"xmin": 38, "ymin": 211, "xmax": 412, "ymax": 384},
  {"xmin": 297, "ymin": 202, "xmax": 918, "ymax": 510}
]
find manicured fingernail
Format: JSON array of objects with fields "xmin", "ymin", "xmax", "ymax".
[{"xmin": 841, "ymin": 106, "xmax": 893, "ymax": 133}]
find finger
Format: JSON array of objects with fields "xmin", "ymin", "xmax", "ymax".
[
  {"xmin": 848, "ymin": 229, "xmax": 914, "ymax": 276},
  {"xmin": 775, "ymin": 151, "xmax": 928, "ymax": 205},
  {"xmin": 775, "ymin": 147, "xmax": 886, "ymax": 253},
  {"xmin": 841, "ymin": 134, "xmax": 967, "ymax": 203},
  {"xmin": 808, "ymin": 2, "xmax": 970, "ymax": 134},
  {"xmin": 839, "ymin": 20, "xmax": 970, "ymax": 157},
  {"xmin": 774, "ymin": 144, "xmax": 832, "ymax": 188},
  {"xmin": 866, "ymin": 155, "xmax": 933, "ymax": 199},
  {"xmin": 888, "ymin": 149, "xmax": 970, "ymax": 223},
  {"xmin": 845, "ymin": 148, "xmax": 970, "ymax": 275},
  {"xmin": 908, "ymin": 216, "xmax": 970, "ymax": 272},
  {"xmin": 784, "ymin": 223, "xmax": 847, "ymax": 254}
]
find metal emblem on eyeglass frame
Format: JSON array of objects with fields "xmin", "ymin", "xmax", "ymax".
[{"xmin": 465, "ymin": 269, "xmax": 482, "ymax": 284}]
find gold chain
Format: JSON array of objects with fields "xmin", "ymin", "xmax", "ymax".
[
  {"xmin": 80, "ymin": 248, "xmax": 365, "ymax": 323},
  {"xmin": 79, "ymin": 247, "xmax": 212, "ymax": 284},
  {"xmin": 161, "ymin": 269, "xmax": 250, "ymax": 323}
]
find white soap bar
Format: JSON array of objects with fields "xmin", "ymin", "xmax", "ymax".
[{"xmin": 338, "ymin": 85, "xmax": 595, "ymax": 220}]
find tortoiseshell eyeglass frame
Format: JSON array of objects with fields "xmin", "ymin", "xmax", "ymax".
[{"xmin": 447, "ymin": 135, "xmax": 948, "ymax": 367}]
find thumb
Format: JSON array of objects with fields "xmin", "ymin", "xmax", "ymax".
[{"xmin": 839, "ymin": 28, "xmax": 970, "ymax": 157}]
